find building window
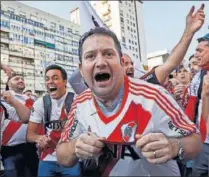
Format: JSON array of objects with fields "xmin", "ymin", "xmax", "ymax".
[
  {"xmin": 41, "ymin": 18, "xmax": 46, "ymax": 25},
  {"xmin": 30, "ymin": 15, "xmax": 37, "ymax": 21},
  {"xmin": 67, "ymin": 28, "xmax": 72, "ymax": 33},
  {"xmin": 122, "ymin": 37, "xmax": 125, "ymax": 43},
  {"xmin": 129, "ymin": 46, "xmax": 131, "ymax": 50},
  {"xmin": 59, "ymin": 25, "xmax": 64, "ymax": 31},
  {"xmin": 120, "ymin": 17, "xmax": 124, "ymax": 23},
  {"xmin": 7, "ymin": 7, "xmax": 14, "ymax": 13},
  {"xmin": 19, "ymin": 11, "xmax": 26, "ymax": 17},
  {"xmin": 50, "ymin": 22, "xmax": 56, "ymax": 28}
]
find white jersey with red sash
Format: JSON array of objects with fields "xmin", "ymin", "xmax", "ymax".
[
  {"xmin": 61, "ymin": 76, "xmax": 197, "ymax": 176},
  {"xmin": 185, "ymin": 70, "xmax": 209, "ymax": 143},
  {"xmin": 1, "ymin": 91, "xmax": 34, "ymax": 146},
  {"xmin": 29, "ymin": 92, "xmax": 68, "ymax": 161}
]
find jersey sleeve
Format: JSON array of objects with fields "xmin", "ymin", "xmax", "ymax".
[
  {"xmin": 60, "ymin": 102, "xmax": 84, "ymax": 143},
  {"xmin": 140, "ymin": 66, "xmax": 160, "ymax": 85},
  {"xmin": 151, "ymin": 86, "xmax": 197, "ymax": 137},
  {"xmin": 29, "ymin": 97, "xmax": 44, "ymax": 124},
  {"xmin": 1, "ymin": 102, "xmax": 20, "ymax": 122}
]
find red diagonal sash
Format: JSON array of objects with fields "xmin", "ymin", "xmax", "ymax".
[
  {"xmin": 2, "ymin": 98, "xmax": 34, "ymax": 145},
  {"xmin": 40, "ymin": 106, "xmax": 67, "ymax": 160}
]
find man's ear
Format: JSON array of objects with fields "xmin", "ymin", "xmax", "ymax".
[
  {"xmin": 79, "ymin": 63, "xmax": 84, "ymax": 77},
  {"xmin": 121, "ymin": 56, "xmax": 125, "ymax": 66}
]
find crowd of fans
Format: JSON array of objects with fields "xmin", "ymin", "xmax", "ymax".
[{"xmin": 0, "ymin": 4, "xmax": 208, "ymax": 177}]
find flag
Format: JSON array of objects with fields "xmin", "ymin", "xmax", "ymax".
[
  {"xmin": 69, "ymin": 1, "xmax": 146, "ymax": 75},
  {"xmin": 70, "ymin": 1, "xmax": 108, "ymax": 35}
]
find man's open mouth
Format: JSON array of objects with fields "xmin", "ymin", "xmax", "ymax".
[
  {"xmin": 126, "ymin": 71, "xmax": 134, "ymax": 77},
  {"xmin": 94, "ymin": 73, "xmax": 111, "ymax": 82},
  {"xmin": 49, "ymin": 87, "xmax": 57, "ymax": 93}
]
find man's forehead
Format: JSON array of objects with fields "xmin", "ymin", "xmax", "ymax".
[
  {"xmin": 10, "ymin": 75, "xmax": 24, "ymax": 81},
  {"xmin": 46, "ymin": 69, "xmax": 61, "ymax": 76},
  {"xmin": 83, "ymin": 35, "xmax": 115, "ymax": 52},
  {"xmin": 123, "ymin": 54, "xmax": 132, "ymax": 62},
  {"xmin": 197, "ymin": 41, "xmax": 209, "ymax": 49},
  {"xmin": 189, "ymin": 56, "xmax": 197, "ymax": 62}
]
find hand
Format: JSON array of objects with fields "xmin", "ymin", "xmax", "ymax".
[
  {"xmin": 170, "ymin": 78, "xmax": 179, "ymax": 87},
  {"xmin": 1, "ymin": 91, "xmax": 15, "ymax": 105},
  {"xmin": 36, "ymin": 135, "xmax": 52, "ymax": 149},
  {"xmin": 1, "ymin": 64, "xmax": 14, "ymax": 77},
  {"xmin": 174, "ymin": 84, "xmax": 186, "ymax": 100},
  {"xmin": 135, "ymin": 133, "xmax": 178, "ymax": 164},
  {"xmin": 202, "ymin": 73, "xmax": 209, "ymax": 97},
  {"xmin": 185, "ymin": 4, "xmax": 205, "ymax": 34},
  {"xmin": 74, "ymin": 132, "xmax": 105, "ymax": 159}
]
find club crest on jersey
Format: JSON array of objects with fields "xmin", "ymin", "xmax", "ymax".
[{"xmin": 121, "ymin": 121, "xmax": 137, "ymax": 142}]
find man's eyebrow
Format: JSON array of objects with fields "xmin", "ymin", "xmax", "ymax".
[{"xmin": 45, "ymin": 74, "xmax": 59, "ymax": 78}]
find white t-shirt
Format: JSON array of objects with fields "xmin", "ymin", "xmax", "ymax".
[
  {"xmin": 30, "ymin": 92, "xmax": 68, "ymax": 161},
  {"xmin": 61, "ymin": 76, "xmax": 197, "ymax": 176},
  {"xmin": 1, "ymin": 91, "xmax": 30, "ymax": 146}
]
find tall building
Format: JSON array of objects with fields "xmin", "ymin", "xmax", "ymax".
[
  {"xmin": 147, "ymin": 50, "xmax": 170, "ymax": 69},
  {"xmin": 0, "ymin": 1, "xmax": 80, "ymax": 95},
  {"xmin": 90, "ymin": 1, "xmax": 147, "ymax": 66}
]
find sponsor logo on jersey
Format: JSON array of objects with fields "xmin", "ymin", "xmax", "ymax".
[
  {"xmin": 45, "ymin": 119, "xmax": 67, "ymax": 131},
  {"xmin": 69, "ymin": 119, "xmax": 78, "ymax": 138},
  {"xmin": 168, "ymin": 121, "xmax": 189, "ymax": 136},
  {"xmin": 121, "ymin": 121, "xmax": 137, "ymax": 142}
]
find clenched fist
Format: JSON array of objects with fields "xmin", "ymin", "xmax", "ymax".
[
  {"xmin": 74, "ymin": 132, "xmax": 105, "ymax": 159},
  {"xmin": 1, "ymin": 91, "xmax": 15, "ymax": 105},
  {"xmin": 135, "ymin": 133, "xmax": 179, "ymax": 164}
]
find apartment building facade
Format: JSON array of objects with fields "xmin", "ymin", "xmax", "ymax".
[
  {"xmin": 0, "ymin": 1, "xmax": 80, "ymax": 95},
  {"xmin": 90, "ymin": 0, "xmax": 147, "ymax": 65}
]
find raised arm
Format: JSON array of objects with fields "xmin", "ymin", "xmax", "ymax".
[
  {"xmin": 155, "ymin": 4, "xmax": 205, "ymax": 85},
  {"xmin": 0, "ymin": 63, "xmax": 14, "ymax": 77},
  {"xmin": 2, "ymin": 91, "xmax": 30, "ymax": 123}
]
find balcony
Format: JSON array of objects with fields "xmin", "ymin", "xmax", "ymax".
[
  {"xmin": 9, "ymin": 51, "xmax": 23, "ymax": 57},
  {"xmin": 0, "ymin": 26, "xmax": 10, "ymax": 33},
  {"xmin": 1, "ymin": 48, "xmax": 9, "ymax": 55},
  {"xmin": 22, "ymin": 54, "xmax": 35, "ymax": 60}
]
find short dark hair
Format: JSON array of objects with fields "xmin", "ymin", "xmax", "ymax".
[
  {"xmin": 78, "ymin": 27, "xmax": 122, "ymax": 63},
  {"xmin": 6, "ymin": 72, "xmax": 24, "ymax": 91},
  {"xmin": 45, "ymin": 64, "xmax": 67, "ymax": 80},
  {"xmin": 197, "ymin": 33, "xmax": 209, "ymax": 46},
  {"xmin": 188, "ymin": 54, "xmax": 194, "ymax": 61}
]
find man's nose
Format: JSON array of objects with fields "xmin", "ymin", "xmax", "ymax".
[
  {"xmin": 194, "ymin": 53, "xmax": 200, "ymax": 61},
  {"xmin": 46, "ymin": 78, "xmax": 53, "ymax": 84},
  {"xmin": 95, "ymin": 54, "xmax": 107, "ymax": 69}
]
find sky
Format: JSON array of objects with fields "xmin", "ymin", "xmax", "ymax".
[{"xmin": 20, "ymin": 1, "xmax": 209, "ymax": 60}]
